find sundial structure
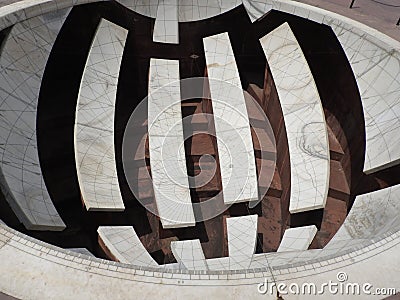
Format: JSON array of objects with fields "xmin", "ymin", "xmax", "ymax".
[{"xmin": 0, "ymin": 0, "xmax": 399, "ymax": 299}]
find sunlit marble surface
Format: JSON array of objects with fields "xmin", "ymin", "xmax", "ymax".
[
  {"xmin": 324, "ymin": 184, "xmax": 400, "ymax": 255},
  {"xmin": 226, "ymin": 215, "xmax": 258, "ymax": 270},
  {"xmin": 148, "ymin": 58, "xmax": 195, "ymax": 228},
  {"xmin": 98, "ymin": 226, "xmax": 158, "ymax": 267},
  {"xmin": 0, "ymin": 9, "xmax": 71, "ymax": 230},
  {"xmin": 0, "ymin": 0, "xmax": 106, "ymax": 31},
  {"xmin": 260, "ymin": 22, "xmax": 330, "ymax": 214},
  {"xmin": 277, "ymin": 225, "xmax": 317, "ymax": 252},
  {"xmin": 171, "ymin": 239, "xmax": 208, "ymax": 271},
  {"xmin": 75, "ymin": 19, "xmax": 127, "ymax": 211},
  {"xmin": 241, "ymin": 0, "xmax": 400, "ymax": 174},
  {"xmin": 153, "ymin": 0, "xmax": 178, "ymax": 44},
  {"xmin": 115, "ymin": 0, "xmax": 241, "ymax": 22},
  {"xmin": 331, "ymin": 22, "xmax": 400, "ymax": 173},
  {"xmin": 203, "ymin": 32, "xmax": 258, "ymax": 205}
]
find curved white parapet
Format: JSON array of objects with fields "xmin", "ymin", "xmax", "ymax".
[
  {"xmin": 75, "ymin": 19, "xmax": 128, "ymax": 211},
  {"xmin": 67, "ymin": 248, "xmax": 94, "ymax": 257},
  {"xmin": 116, "ymin": 0, "xmax": 241, "ymax": 22},
  {"xmin": 98, "ymin": 226, "xmax": 158, "ymax": 267},
  {"xmin": 260, "ymin": 22, "xmax": 330, "ymax": 214},
  {"xmin": 277, "ymin": 225, "xmax": 317, "ymax": 252},
  {"xmin": 0, "ymin": 0, "xmax": 106, "ymax": 32},
  {"xmin": 203, "ymin": 32, "xmax": 259, "ymax": 205},
  {"xmin": 171, "ymin": 239, "xmax": 208, "ymax": 271},
  {"xmin": 0, "ymin": 9, "xmax": 71, "ymax": 230},
  {"xmin": 148, "ymin": 58, "xmax": 195, "ymax": 228},
  {"xmin": 153, "ymin": 0, "xmax": 179, "ymax": 44},
  {"xmin": 241, "ymin": 0, "xmax": 400, "ymax": 174}
]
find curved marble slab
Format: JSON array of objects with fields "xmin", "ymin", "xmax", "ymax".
[
  {"xmin": 203, "ymin": 32, "xmax": 258, "ymax": 205},
  {"xmin": 153, "ymin": 0, "xmax": 179, "ymax": 44},
  {"xmin": 332, "ymin": 22, "xmax": 400, "ymax": 173},
  {"xmin": 148, "ymin": 58, "xmax": 195, "ymax": 228},
  {"xmin": 241, "ymin": 0, "xmax": 400, "ymax": 174},
  {"xmin": 0, "ymin": 0, "xmax": 107, "ymax": 32},
  {"xmin": 67, "ymin": 248, "xmax": 94, "ymax": 257},
  {"xmin": 0, "ymin": 9, "xmax": 71, "ymax": 230},
  {"xmin": 260, "ymin": 22, "xmax": 330, "ymax": 214},
  {"xmin": 171, "ymin": 239, "xmax": 208, "ymax": 271},
  {"xmin": 75, "ymin": 19, "xmax": 127, "ymax": 211},
  {"xmin": 277, "ymin": 225, "xmax": 317, "ymax": 252},
  {"xmin": 98, "ymin": 226, "xmax": 158, "ymax": 267},
  {"xmin": 115, "ymin": 0, "xmax": 241, "ymax": 22},
  {"xmin": 324, "ymin": 184, "xmax": 400, "ymax": 255},
  {"xmin": 226, "ymin": 215, "xmax": 258, "ymax": 270}
]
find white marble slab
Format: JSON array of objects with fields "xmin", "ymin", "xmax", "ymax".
[
  {"xmin": 329, "ymin": 22, "xmax": 400, "ymax": 173},
  {"xmin": 241, "ymin": 0, "xmax": 272, "ymax": 22},
  {"xmin": 178, "ymin": 0, "xmax": 241, "ymax": 22},
  {"xmin": 204, "ymin": 257, "xmax": 231, "ymax": 271},
  {"xmin": 170, "ymin": 239, "xmax": 208, "ymax": 271},
  {"xmin": 260, "ymin": 22, "xmax": 330, "ymax": 214},
  {"xmin": 325, "ymin": 184, "xmax": 400, "ymax": 254},
  {"xmin": 203, "ymin": 32, "xmax": 258, "ymax": 205},
  {"xmin": 148, "ymin": 58, "xmax": 195, "ymax": 229},
  {"xmin": 98, "ymin": 226, "xmax": 158, "ymax": 267},
  {"xmin": 74, "ymin": 19, "xmax": 127, "ymax": 211},
  {"xmin": 0, "ymin": 9, "xmax": 71, "ymax": 230},
  {"xmin": 226, "ymin": 215, "xmax": 258, "ymax": 270},
  {"xmin": 153, "ymin": 0, "xmax": 179, "ymax": 44},
  {"xmin": 277, "ymin": 225, "xmax": 317, "ymax": 252},
  {"xmin": 115, "ymin": 0, "xmax": 241, "ymax": 22},
  {"xmin": 241, "ymin": 0, "xmax": 400, "ymax": 174}
]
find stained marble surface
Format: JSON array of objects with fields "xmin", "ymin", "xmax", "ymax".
[
  {"xmin": 148, "ymin": 58, "xmax": 195, "ymax": 228},
  {"xmin": 153, "ymin": 0, "xmax": 179, "ymax": 44},
  {"xmin": 226, "ymin": 215, "xmax": 258, "ymax": 270},
  {"xmin": 171, "ymin": 239, "xmax": 208, "ymax": 271},
  {"xmin": 203, "ymin": 32, "xmax": 259, "ymax": 205},
  {"xmin": 330, "ymin": 20, "xmax": 400, "ymax": 173},
  {"xmin": 0, "ymin": 8, "xmax": 71, "ymax": 230},
  {"xmin": 260, "ymin": 22, "xmax": 330, "ymax": 214},
  {"xmin": 325, "ymin": 184, "xmax": 400, "ymax": 254},
  {"xmin": 241, "ymin": 0, "xmax": 400, "ymax": 174},
  {"xmin": 98, "ymin": 226, "xmax": 158, "ymax": 267},
  {"xmin": 277, "ymin": 225, "xmax": 317, "ymax": 252},
  {"xmin": 75, "ymin": 19, "xmax": 127, "ymax": 211}
]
